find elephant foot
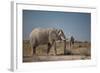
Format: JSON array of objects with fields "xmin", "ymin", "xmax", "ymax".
[
  {"xmin": 33, "ymin": 53, "xmax": 36, "ymax": 57},
  {"xmin": 53, "ymin": 53, "xmax": 56, "ymax": 56},
  {"xmin": 47, "ymin": 53, "xmax": 50, "ymax": 56}
]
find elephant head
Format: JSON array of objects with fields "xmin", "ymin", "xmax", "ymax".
[
  {"xmin": 57, "ymin": 29, "xmax": 66, "ymax": 41},
  {"xmin": 48, "ymin": 29, "xmax": 66, "ymax": 43}
]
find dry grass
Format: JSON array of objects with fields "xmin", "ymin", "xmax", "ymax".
[
  {"xmin": 23, "ymin": 40, "xmax": 65, "ymax": 56},
  {"xmin": 23, "ymin": 40, "xmax": 91, "ymax": 56},
  {"xmin": 23, "ymin": 40, "xmax": 91, "ymax": 62},
  {"xmin": 23, "ymin": 40, "xmax": 32, "ymax": 57},
  {"xmin": 70, "ymin": 42, "xmax": 91, "ymax": 56}
]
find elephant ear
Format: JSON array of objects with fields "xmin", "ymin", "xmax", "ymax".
[{"xmin": 49, "ymin": 30, "xmax": 58, "ymax": 42}]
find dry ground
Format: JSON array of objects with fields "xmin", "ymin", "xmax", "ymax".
[
  {"xmin": 23, "ymin": 40, "xmax": 91, "ymax": 62},
  {"xmin": 23, "ymin": 55, "xmax": 90, "ymax": 62}
]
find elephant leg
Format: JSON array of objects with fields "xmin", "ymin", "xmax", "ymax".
[
  {"xmin": 50, "ymin": 40, "xmax": 57, "ymax": 55},
  {"xmin": 47, "ymin": 43, "xmax": 52, "ymax": 54},
  {"xmin": 70, "ymin": 41, "xmax": 72, "ymax": 49},
  {"xmin": 54, "ymin": 41, "xmax": 57, "ymax": 55},
  {"xmin": 64, "ymin": 40, "xmax": 66, "ymax": 49},
  {"xmin": 64, "ymin": 40, "xmax": 66, "ymax": 54},
  {"xmin": 33, "ymin": 46, "xmax": 36, "ymax": 55}
]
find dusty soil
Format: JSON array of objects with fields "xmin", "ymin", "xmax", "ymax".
[
  {"xmin": 23, "ymin": 55, "xmax": 90, "ymax": 62},
  {"xmin": 23, "ymin": 40, "xmax": 91, "ymax": 62}
]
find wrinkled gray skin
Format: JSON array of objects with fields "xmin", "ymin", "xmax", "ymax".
[{"xmin": 29, "ymin": 28, "xmax": 66, "ymax": 55}]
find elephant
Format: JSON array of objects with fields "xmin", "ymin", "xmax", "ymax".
[{"xmin": 29, "ymin": 28, "xmax": 66, "ymax": 55}]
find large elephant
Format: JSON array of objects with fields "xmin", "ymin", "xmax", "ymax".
[{"xmin": 29, "ymin": 28, "xmax": 66, "ymax": 55}]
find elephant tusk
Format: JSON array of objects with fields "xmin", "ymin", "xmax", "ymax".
[{"xmin": 61, "ymin": 36, "xmax": 65, "ymax": 40}]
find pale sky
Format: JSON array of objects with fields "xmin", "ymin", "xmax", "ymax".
[{"xmin": 23, "ymin": 10, "xmax": 91, "ymax": 42}]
